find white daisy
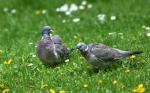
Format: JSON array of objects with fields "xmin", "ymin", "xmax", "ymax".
[
  {"xmin": 62, "ymin": 19, "xmax": 66, "ymax": 23},
  {"xmin": 65, "ymin": 59, "xmax": 70, "ymax": 62},
  {"xmin": 58, "ymin": 4, "xmax": 69, "ymax": 12},
  {"xmin": 65, "ymin": 11, "xmax": 71, "ymax": 15},
  {"xmin": 81, "ymin": 0, "xmax": 87, "ymax": 5},
  {"xmin": 110, "ymin": 16, "xmax": 116, "ymax": 21},
  {"xmin": 146, "ymin": 33, "xmax": 150, "ymax": 36},
  {"xmin": 42, "ymin": 9, "xmax": 46, "ymax": 14},
  {"xmin": 29, "ymin": 42, "xmax": 33, "ymax": 45},
  {"xmin": 87, "ymin": 4, "xmax": 92, "ymax": 9},
  {"xmin": 73, "ymin": 18, "xmax": 80, "ymax": 23},
  {"xmin": 69, "ymin": 3, "xmax": 78, "ymax": 12},
  {"xmin": 27, "ymin": 63, "xmax": 34, "ymax": 67},
  {"xmin": 97, "ymin": 14, "xmax": 106, "ymax": 23},
  {"xmin": 11, "ymin": 9, "xmax": 16, "ymax": 14},
  {"xmin": 79, "ymin": 5, "xmax": 85, "ymax": 10},
  {"xmin": 3, "ymin": 8, "xmax": 8, "ymax": 12},
  {"xmin": 32, "ymin": 54, "xmax": 36, "ymax": 58}
]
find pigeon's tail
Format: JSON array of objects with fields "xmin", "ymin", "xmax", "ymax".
[{"xmin": 128, "ymin": 51, "xmax": 143, "ymax": 55}]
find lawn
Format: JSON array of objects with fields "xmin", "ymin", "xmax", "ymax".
[{"xmin": 0, "ymin": 0, "xmax": 150, "ymax": 93}]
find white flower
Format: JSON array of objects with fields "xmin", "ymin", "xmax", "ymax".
[
  {"xmin": 145, "ymin": 27, "xmax": 150, "ymax": 31},
  {"xmin": 65, "ymin": 59, "xmax": 70, "ymax": 62},
  {"xmin": 3, "ymin": 8, "xmax": 8, "ymax": 12},
  {"xmin": 35, "ymin": 45, "xmax": 37, "ymax": 48},
  {"xmin": 11, "ymin": 9, "xmax": 16, "ymax": 14},
  {"xmin": 29, "ymin": 42, "xmax": 33, "ymax": 45},
  {"xmin": 97, "ymin": 14, "xmax": 106, "ymax": 23},
  {"xmin": 79, "ymin": 5, "xmax": 85, "ymax": 10},
  {"xmin": 108, "ymin": 32, "xmax": 114, "ymax": 35},
  {"xmin": 56, "ymin": 8, "xmax": 60, "ymax": 12},
  {"xmin": 73, "ymin": 18, "xmax": 80, "ymax": 23},
  {"xmin": 27, "ymin": 63, "xmax": 34, "ymax": 67},
  {"xmin": 146, "ymin": 33, "xmax": 150, "ymax": 36},
  {"xmin": 81, "ymin": 0, "xmax": 87, "ymax": 5},
  {"xmin": 32, "ymin": 54, "xmax": 36, "ymax": 58},
  {"xmin": 87, "ymin": 4, "xmax": 92, "ymax": 9},
  {"xmin": 142, "ymin": 25, "xmax": 146, "ymax": 29},
  {"xmin": 58, "ymin": 4, "xmax": 69, "ymax": 12},
  {"xmin": 62, "ymin": 19, "xmax": 66, "ymax": 23},
  {"xmin": 42, "ymin": 9, "xmax": 46, "ymax": 14},
  {"xmin": 110, "ymin": 16, "xmax": 116, "ymax": 21},
  {"xmin": 69, "ymin": 3, "xmax": 78, "ymax": 12},
  {"xmin": 65, "ymin": 11, "xmax": 71, "ymax": 15}
]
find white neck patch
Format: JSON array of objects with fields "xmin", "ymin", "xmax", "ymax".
[{"xmin": 85, "ymin": 46, "xmax": 89, "ymax": 51}]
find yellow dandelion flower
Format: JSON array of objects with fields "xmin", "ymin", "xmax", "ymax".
[
  {"xmin": 83, "ymin": 84, "xmax": 88, "ymax": 88},
  {"xmin": 2, "ymin": 88, "xmax": 9, "ymax": 93},
  {"xmin": 133, "ymin": 84, "xmax": 145, "ymax": 93},
  {"xmin": 0, "ymin": 83, "xmax": 5, "ymax": 89},
  {"xmin": 97, "ymin": 80, "xmax": 103, "ymax": 84},
  {"xmin": 4, "ymin": 59, "xmax": 12, "ymax": 65},
  {"xmin": 35, "ymin": 10, "xmax": 40, "ymax": 15},
  {"xmin": 0, "ymin": 50, "xmax": 3, "ymax": 53},
  {"xmin": 50, "ymin": 89, "xmax": 56, "ymax": 93},
  {"xmin": 41, "ymin": 84, "xmax": 48, "ymax": 89},
  {"xmin": 140, "ymin": 60, "xmax": 145, "ymax": 64},
  {"xmin": 59, "ymin": 90, "xmax": 65, "ymax": 93},
  {"xmin": 130, "ymin": 55, "xmax": 136, "ymax": 59},
  {"xmin": 73, "ymin": 35, "xmax": 78, "ymax": 39},
  {"xmin": 113, "ymin": 80, "xmax": 117, "ymax": 85}
]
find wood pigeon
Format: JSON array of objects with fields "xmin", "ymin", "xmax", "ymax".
[
  {"xmin": 76, "ymin": 42, "xmax": 143, "ymax": 67},
  {"xmin": 37, "ymin": 26, "xmax": 72, "ymax": 66}
]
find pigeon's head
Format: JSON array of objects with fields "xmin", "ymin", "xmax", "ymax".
[
  {"xmin": 42, "ymin": 26, "xmax": 53, "ymax": 35},
  {"xmin": 76, "ymin": 42, "xmax": 88, "ymax": 52}
]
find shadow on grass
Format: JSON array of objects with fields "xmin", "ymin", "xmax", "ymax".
[
  {"xmin": 87, "ymin": 60, "xmax": 123, "ymax": 75},
  {"xmin": 87, "ymin": 59, "xmax": 146, "ymax": 75}
]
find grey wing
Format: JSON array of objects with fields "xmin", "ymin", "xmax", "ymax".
[
  {"xmin": 52, "ymin": 35, "xmax": 63, "ymax": 44},
  {"xmin": 55, "ymin": 44, "xmax": 70, "ymax": 60},
  {"xmin": 90, "ymin": 44, "xmax": 124, "ymax": 60}
]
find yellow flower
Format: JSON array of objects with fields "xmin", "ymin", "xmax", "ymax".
[
  {"xmin": 97, "ymin": 80, "xmax": 103, "ymax": 84},
  {"xmin": 0, "ymin": 50, "xmax": 3, "ymax": 53},
  {"xmin": 41, "ymin": 84, "xmax": 48, "ymax": 89},
  {"xmin": 4, "ymin": 59, "xmax": 12, "ymax": 65},
  {"xmin": 50, "ymin": 89, "xmax": 56, "ymax": 93},
  {"xmin": 73, "ymin": 35, "xmax": 78, "ymax": 39},
  {"xmin": 130, "ymin": 55, "xmax": 136, "ymax": 59},
  {"xmin": 140, "ymin": 60, "xmax": 145, "ymax": 64},
  {"xmin": 0, "ymin": 83, "xmax": 5, "ymax": 89},
  {"xmin": 113, "ymin": 80, "xmax": 117, "ymax": 85},
  {"xmin": 2, "ymin": 88, "xmax": 9, "ymax": 93},
  {"xmin": 133, "ymin": 84, "xmax": 145, "ymax": 93},
  {"xmin": 83, "ymin": 84, "xmax": 88, "ymax": 88},
  {"xmin": 35, "ymin": 10, "xmax": 40, "ymax": 15},
  {"xmin": 59, "ymin": 90, "xmax": 65, "ymax": 93}
]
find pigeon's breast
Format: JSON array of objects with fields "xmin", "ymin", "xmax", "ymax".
[{"xmin": 37, "ymin": 41, "xmax": 61, "ymax": 65}]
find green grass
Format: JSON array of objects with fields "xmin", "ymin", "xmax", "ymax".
[{"xmin": 0, "ymin": 0, "xmax": 150, "ymax": 92}]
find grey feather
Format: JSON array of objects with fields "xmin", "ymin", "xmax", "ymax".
[
  {"xmin": 76, "ymin": 43, "xmax": 143, "ymax": 67},
  {"xmin": 37, "ymin": 26, "xmax": 70, "ymax": 66},
  {"xmin": 52, "ymin": 35, "xmax": 63, "ymax": 44}
]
